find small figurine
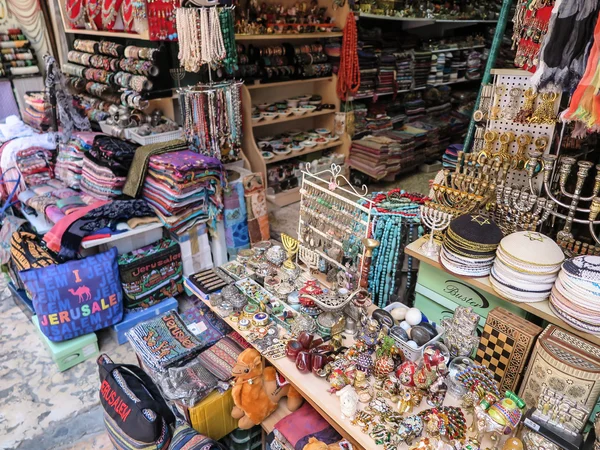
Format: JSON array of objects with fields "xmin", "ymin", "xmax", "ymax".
[
  {"xmin": 396, "ymin": 360, "xmax": 417, "ymax": 387},
  {"xmin": 336, "ymin": 385, "xmax": 359, "ymax": 420},
  {"xmin": 427, "ymin": 375, "xmax": 447, "ymax": 407}
]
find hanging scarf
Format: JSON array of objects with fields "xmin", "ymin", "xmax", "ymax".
[
  {"xmin": 563, "ymin": 10, "xmax": 600, "ymax": 129},
  {"xmin": 531, "ymin": 0, "xmax": 600, "ymax": 90},
  {"xmin": 43, "ymin": 55, "xmax": 90, "ymax": 144}
]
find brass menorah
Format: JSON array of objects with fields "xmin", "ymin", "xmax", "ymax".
[
  {"xmin": 281, "ymin": 233, "xmax": 299, "ymax": 268},
  {"xmin": 489, "ymin": 185, "xmax": 554, "ymax": 233}
]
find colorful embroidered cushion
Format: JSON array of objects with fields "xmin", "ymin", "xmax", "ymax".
[
  {"xmin": 118, "ymin": 238, "xmax": 183, "ymax": 311},
  {"xmin": 180, "ymin": 302, "xmax": 233, "ymax": 350},
  {"xmin": 197, "ymin": 336, "xmax": 244, "ymax": 381},
  {"xmin": 19, "ymin": 247, "xmax": 123, "ymax": 342}
]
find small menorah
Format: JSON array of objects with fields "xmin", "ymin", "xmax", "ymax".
[
  {"xmin": 170, "ymin": 68, "xmax": 185, "ymax": 90},
  {"xmin": 281, "ymin": 233, "xmax": 299, "ymax": 267},
  {"xmin": 420, "ymin": 203, "xmax": 453, "ymax": 257}
]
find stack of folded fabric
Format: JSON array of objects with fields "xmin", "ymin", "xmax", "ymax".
[
  {"xmin": 378, "ymin": 130, "xmax": 416, "ymax": 173},
  {"xmin": 356, "ymin": 44, "xmax": 378, "ymax": 99},
  {"xmin": 466, "ymin": 50, "xmax": 483, "ymax": 80},
  {"xmin": 19, "ymin": 179, "xmax": 88, "ymax": 224},
  {"xmin": 441, "ymin": 214, "xmax": 503, "ymax": 277},
  {"xmin": 404, "ymin": 97, "xmax": 427, "ymax": 122},
  {"xmin": 81, "ymin": 136, "xmax": 138, "ymax": 200},
  {"xmin": 22, "ymin": 92, "xmax": 50, "ymax": 131},
  {"xmin": 443, "ymin": 144, "xmax": 461, "ymax": 169},
  {"xmin": 550, "ymin": 255, "xmax": 600, "ymax": 335},
  {"xmin": 490, "ymin": 231, "xmax": 563, "ymax": 303},
  {"xmin": 55, "ymin": 133, "xmax": 99, "ymax": 189},
  {"xmin": 349, "ymin": 136, "xmax": 391, "ymax": 179},
  {"xmin": 364, "ymin": 102, "xmax": 393, "ymax": 133},
  {"xmin": 352, "ymin": 102, "xmax": 368, "ymax": 136},
  {"xmin": 395, "ymin": 51, "xmax": 413, "ymax": 91},
  {"xmin": 413, "ymin": 51, "xmax": 432, "ymax": 88},
  {"xmin": 15, "ymin": 146, "xmax": 54, "ymax": 188},
  {"xmin": 142, "ymin": 150, "xmax": 224, "ymax": 235},
  {"xmin": 376, "ymin": 51, "xmax": 396, "ymax": 96}
]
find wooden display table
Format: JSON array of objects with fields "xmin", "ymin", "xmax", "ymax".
[
  {"xmin": 185, "ymin": 278, "xmax": 494, "ymax": 449},
  {"xmin": 405, "ymin": 236, "xmax": 600, "ymax": 347}
]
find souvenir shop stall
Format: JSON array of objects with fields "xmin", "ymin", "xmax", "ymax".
[{"xmin": 5, "ymin": 0, "xmax": 600, "ymax": 448}]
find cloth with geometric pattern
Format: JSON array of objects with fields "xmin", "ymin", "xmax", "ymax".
[{"xmin": 475, "ymin": 307, "xmax": 542, "ymax": 393}]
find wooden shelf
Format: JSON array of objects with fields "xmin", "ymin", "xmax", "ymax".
[
  {"xmin": 266, "ymin": 187, "xmax": 301, "ymax": 207},
  {"xmin": 264, "ymin": 140, "xmax": 342, "ymax": 164},
  {"xmin": 235, "ymin": 32, "xmax": 343, "ymax": 41},
  {"xmin": 405, "ymin": 237, "xmax": 600, "ymax": 347},
  {"xmin": 359, "ymin": 13, "xmax": 498, "ymax": 23},
  {"xmin": 253, "ymin": 109, "xmax": 334, "ymax": 128},
  {"xmin": 261, "ymin": 400, "xmax": 292, "ymax": 434},
  {"xmin": 247, "ymin": 77, "xmax": 334, "ymax": 90},
  {"xmin": 428, "ymin": 44, "xmax": 485, "ymax": 53},
  {"xmin": 63, "ymin": 27, "xmax": 150, "ymax": 40}
]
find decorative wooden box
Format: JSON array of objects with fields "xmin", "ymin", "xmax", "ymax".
[
  {"xmin": 519, "ymin": 325, "xmax": 600, "ymax": 411},
  {"xmin": 475, "ymin": 307, "xmax": 542, "ymax": 393}
]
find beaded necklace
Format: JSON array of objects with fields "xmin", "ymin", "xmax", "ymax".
[{"xmin": 337, "ymin": 12, "xmax": 360, "ymax": 100}]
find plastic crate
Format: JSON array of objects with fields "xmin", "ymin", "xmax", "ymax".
[
  {"xmin": 384, "ymin": 302, "xmax": 445, "ymax": 361},
  {"xmin": 130, "ymin": 128, "xmax": 184, "ymax": 145}
]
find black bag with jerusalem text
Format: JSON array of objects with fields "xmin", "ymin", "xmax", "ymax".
[{"xmin": 98, "ymin": 354, "xmax": 175, "ymax": 449}]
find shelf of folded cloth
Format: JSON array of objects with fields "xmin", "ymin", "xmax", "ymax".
[{"xmin": 405, "ymin": 236, "xmax": 600, "ymax": 347}]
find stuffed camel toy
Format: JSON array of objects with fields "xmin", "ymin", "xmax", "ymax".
[
  {"xmin": 231, "ymin": 348, "xmax": 304, "ymax": 429},
  {"xmin": 302, "ymin": 437, "xmax": 346, "ymax": 450}
]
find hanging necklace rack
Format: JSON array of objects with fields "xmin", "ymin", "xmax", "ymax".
[{"xmin": 297, "ymin": 164, "xmax": 373, "ymax": 288}]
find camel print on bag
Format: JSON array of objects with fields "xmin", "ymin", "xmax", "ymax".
[{"xmin": 19, "ymin": 247, "xmax": 123, "ymax": 341}]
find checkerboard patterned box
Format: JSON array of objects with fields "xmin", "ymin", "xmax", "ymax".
[{"xmin": 475, "ymin": 307, "xmax": 542, "ymax": 393}]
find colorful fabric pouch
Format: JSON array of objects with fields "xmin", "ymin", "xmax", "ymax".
[
  {"xmin": 19, "ymin": 247, "xmax": 123, "ymax": 341},
  {"xmin": 118, "ymin": 238, "xmax": 183, "ymax": 311},
  {"xmin": 197, "ymin": 336, "xmax": 244, "ymax": 381}
]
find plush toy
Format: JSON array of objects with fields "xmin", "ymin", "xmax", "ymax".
[{"xmin": 231, "ymin": 348, "xmax": 304, "ymax": 429}]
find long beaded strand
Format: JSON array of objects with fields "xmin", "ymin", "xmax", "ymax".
[{"xmin": 337, "ymin": 12, "xmax": 360, "ymax": 100}]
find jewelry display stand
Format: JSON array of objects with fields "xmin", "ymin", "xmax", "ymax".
[
  {"xmin": 484, "ymin": 68, "xmax": 562, "ymax": 191},
  {"xmin": 297, "ymin": 163, "xmax": 373, "ymax": 284}
]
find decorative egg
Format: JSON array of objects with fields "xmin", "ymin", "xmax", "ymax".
[
  {"xmin": 400, "ymin": 321, "xmax": 411, "ymax": 332},
  {"xmin": 407, "ymin": 340, "xmax": 418, "ymax": 349},
  {"xmin": 410, "ymin": 326, "xmax": 432, "ymax": 347},
  {"xmin": 405, "ymin": 308, "xmax": 423, "ymax": 326},
  {"xmin": 390, "ymin": 308, "xmax": 407, "ymax": 321}
]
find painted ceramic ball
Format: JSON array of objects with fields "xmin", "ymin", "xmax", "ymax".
[
  {"xmin": 396, "ymin": 360, "xmax": 417, "ymax": 386},
  {"xmin": 405, "ymin": 308, "xmax": 422, "ymax": 326},
  {"xmin": 390, "ymin": 307, "xmax": 407, "ymax": 321}
]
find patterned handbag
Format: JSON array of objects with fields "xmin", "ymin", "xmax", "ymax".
[
  {"xmin": 118, "ymin": 237, "xmax": 183, "ymax": 310},
  {"xmin": 170, "ymin": 420, "xmax": 227, "ymax": 450}
]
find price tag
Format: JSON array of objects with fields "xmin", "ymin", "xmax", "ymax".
[
  {"xmin": 524, "ymin": 418, "xmax": 540, "ymax": 431},
  {"xmin": 187, "ymin": 322, "xmax": 207, "ymax": 336}
]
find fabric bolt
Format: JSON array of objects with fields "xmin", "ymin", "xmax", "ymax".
[
  {"xmin": 127, "ymin": 311, "xmax": 204, "ymax": 373},
  {"xmin": 59, "ymin": 199, "xmax": 156, "ymax": 259}
]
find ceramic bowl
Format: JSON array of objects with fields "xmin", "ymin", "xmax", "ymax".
[
  {"xmin": 299, "ymin": 100, "xmax": 309, "ymax": 106},
  {"xmin": 276, "ymin": 102, "xmax": 288, "ymax": 110},
  {"xmin": 290, "ymin": 143, "xmax": 304, "ymax": 152},
  {"xmin": 265, "ymin": 105, "xmax": 278, "ymax": 112},
  {"xmin": 251, "ymin": 114, "xmax": 263, "ymax": 124},
  {"xmin": 274, "ymin": 146, "xmax": 291, "ymax": 155},
  {"xmin": 272, "ymin": 143, "xmax": 286, "ymax": 152},
  {"xmin": 257, "ymin": 103, "xmax": 270, "ymax": 111},
  {"xmin": 307, "ymin": 131, "xmax": 319, "ymax": 139},
  {"xmin": 270, "ymin": 139, "xmax": 283, "ymax": 146},
  {"xmin": 263, "ymin": 112, "xmax": 279, "ymax": 121},
  {"xmin": 287, "ymin": 99, "xmax": 299, "ymax": 108},
  {"xmin": 262, "ymin": 151, "xmax": 275, "ymax": 160},
  {"xmin": 302, "ymin": 140, "xmax": 317, "ymax": 148},
  {"xmin": 301, "ymin": 105, "xmax": 317, "ymax": 112},
  {"xmin": 313, "ymin": 137, "xmax": 329, "ymax": 145},
  {"xmin": 281, "ymin": 137, "xmax": 292, "ymax": 145},
  {"xmin": 315, "ymin": 128, "xmax": 329, "ymax": 135},
  {"xmin": 328, "ymin": 134, "xmax": 340, "ymax": 141},
  {"xmin": 257, "ymin": 140, "xmax": 271, "ymax": 148},
  {"xmin": 279, "ymin": 109, "xmax": 293, "ymax": 117},
  {"xmin": 309, "ymin": 100, "xmax": 322, "ymax": 106},
  {"xmin": 310, "ymin": 94, "xmax": 322, "ymax": 102},
  {"xmin": 288, "ymin": 129, "xmax": 303, "ymax": 136},
  {"xmin": 298, "ymin": 94, "xmax": 311, "ymax": 101},
  {"xmin": 291, "ymin": 108, "xmax": 306, "ymax": 116}
]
